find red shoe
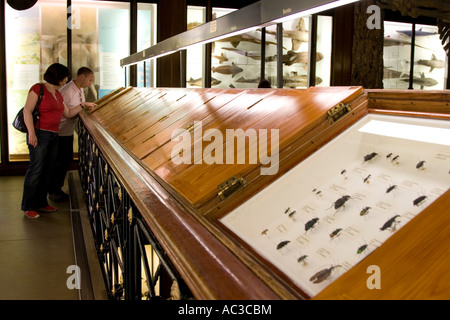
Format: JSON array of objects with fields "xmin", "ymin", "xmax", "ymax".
[
  {"xmin": 25, "ymin": 211, "xmax": 40, "ymax": 218},
  {"xmin": 38, "ymin": 206, "xmax": 57, "ymax": 212}
]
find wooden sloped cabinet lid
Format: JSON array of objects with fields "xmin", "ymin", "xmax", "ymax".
[
  {"xmin": 146, "ymin": 86, "xmax": 365, "ymax": 212},
  {"xmin": 88, "ymin": 86, "xmax": 365, "ymax": 214}
]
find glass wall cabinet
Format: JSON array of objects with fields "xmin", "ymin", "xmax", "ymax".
[
  {"xmin": 383, "ymin": 21, "xmax": 447, "ymax": 90},
  {"xmin": 4, "ymin": 0, "xmax": 156, "ymax": 162},
  {"xmin": 186, "ymin": 7, "xmax": 333, "ymax": 89}
]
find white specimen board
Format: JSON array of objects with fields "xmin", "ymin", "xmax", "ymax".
[{"xmin": 220, "ymin": 113, "xmax": 450, "ymax": 297}]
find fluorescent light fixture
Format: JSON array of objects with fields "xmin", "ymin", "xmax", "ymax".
[
  {"xmin": 271, "ymin": 0, "xmax": 360, "ymax": 23},
  {"xmin": 121, "ymin": 0, "xmax": 361, "ymax": 67}
]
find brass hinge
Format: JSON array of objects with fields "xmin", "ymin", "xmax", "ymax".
[
  {"xmin": 217, "ymin": 176, "xmax": 246, "ymax": 200},
  {"xmin": 327, "ymin": 102, "xmax": 352, "ymax": 124}
]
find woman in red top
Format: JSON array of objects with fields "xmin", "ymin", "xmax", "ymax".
[{"xmin": 21, "ymin": 63, "xmax": 88, "ymax": 218}]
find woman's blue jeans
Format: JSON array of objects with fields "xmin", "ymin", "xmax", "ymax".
[{"xmin": 21, "ymin": 129, "xmax": 59, "ymax": 211}]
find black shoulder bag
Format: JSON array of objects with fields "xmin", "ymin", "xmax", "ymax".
[{"xmin": 12, "ymin": 83, "xmax": 44, "ymax": 133}]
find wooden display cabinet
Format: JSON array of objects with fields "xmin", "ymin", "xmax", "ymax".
[{"xmin": 80, "ymin": 86, "xmax": 450, "ymax": 299}]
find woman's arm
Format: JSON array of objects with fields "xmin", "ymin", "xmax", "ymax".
[{"xmin": 23, "ymin": 90, "xmax": 39, "ymax": 147}]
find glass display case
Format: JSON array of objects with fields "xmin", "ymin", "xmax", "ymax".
[
  {"xmin": 186, "ymin": 6, "xmax": 207, "ymax": 88},
  {"xmin": 186, "ymin": 9, "xmax": 332, "ymax": 89},
  {"xmin": 221, "ymin": 112, "xmax": 450, "ymax": 297},
  {"xmin": 4, "ymin": 0, "xmax": 156, "ymax": 162},
  {"xmin": 383, "ymin": 21, "xmax": 447, "ymax": 90},
  {"xmin": 81, "ymin": 85, "xmax": 450, "ymax": 299}
]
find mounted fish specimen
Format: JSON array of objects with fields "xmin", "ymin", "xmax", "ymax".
[
  {"xmin": 264, "ymin": 18, "xmax": 309, "ymax": 51},
  {"xmin": 284, "ymin": 74, "xmax": 322, "ymax": 88},
  {"xmin": 222, "ymin": 47, "xmax": 261, "ymax": 60},
  {"xmin": 187, "ymin": 77, "xmax": 222, "ymax": 87},
  {"xmin": 415, "ymin": 54, "xmax": 445, "ymax": 72},
  {"xmin": 268, "ymin": 72, "xmax": 322, "ymax": 88},
  {"xmin": 396, "ymin": 28, "xmax": 438, "ymax": 37},
  {"xmin": 216, "ymin": 33, "xmax": 278, "ymax": 48},
  {"xmin": 384, "ymin": 36, "xmax": 428, "ymax": 50},
  {"xmin": 211, "ymin": 62, "xmax": 243, "ymax": 78},
  {"xmin": 400, "ymin": 72, "xmax": 438, "ymax": 89},
  {"xmin": 266, "ymin": 51, "xmax": 324, "ymax": 66},
  {"xmin": 187, "ymin": 21, "xmax": 202, "ymax": 30},
  {"xmin": 235, "ymin": 76, "xmax": 260, "ymax": 83},
  {"xmin": 213, "ymin": 52, "xmax": 228, "ymax": 64},
  {"xmin": 383, "ymin": 67, "xmax": 408, "ymax": 79}
]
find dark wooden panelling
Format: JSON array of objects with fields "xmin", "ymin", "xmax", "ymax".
[{"xmin": 331, "ymin": 5, "xmax": 355, "ymax": 86}]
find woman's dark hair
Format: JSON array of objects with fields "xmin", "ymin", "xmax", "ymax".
[{"xmin": 43, "ymin": 63, "xmax": 70, "ymax": 85}]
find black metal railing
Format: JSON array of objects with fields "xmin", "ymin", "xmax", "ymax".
[{"xmin": 78, "ymin": 121, "xmax": 193, "ymax": 300}]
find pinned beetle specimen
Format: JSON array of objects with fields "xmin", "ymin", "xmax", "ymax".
[
  {"xmin": 297, "ymin": 255, "xmax": 308, "ymax": 266},
  {"xmin": 416, "ymin": 160, "xmax": 426, "ymax": 170},
  {"xmin": 276, "ymin": 240, "xmax": 290, "ymax": 250},
  {"xmin": 357, "ymin": 244, "xmax": 368, "ymax": 255},
  {"xmin": 391, "ymin": 155, "xmax": 400, "ymax": 165},
  {"xmin": 413, "ymin": 195, "xmax": 427, "ymax": 206},
  {"xmin": 380, "ymin": 215, "xmax": 400, "ymax": 232},
  {"xmin": 288, "ymin": 210, "xmax": 297, "ymax": 219},
  {"xmin": 363, "ymin": 152, "xmax": 379, "ymax": 163},
  {"xmin": 329, "ymin": 228, "xmax": 343, "ymax": 239},
  {"xmin": 360, "ymin": 206, "xmax": 371, "ymax": 216},
  {"xmin": 332, "ymin": 195, "xmax": 351, "ymax": 211},
  {"xmin": 386, "ymin": 184, "xmax": 397, "ymax": 194},
  {"xmin": 309, "ymin": 265, "xmax": 341, "ymax": 284},
  {"xmin": 284, "ymin": 207, "xmax": 297, "ymax": 220},
  {"xmin": 305, "ymin": 217, "xmax": 319, "ymax": 232}
]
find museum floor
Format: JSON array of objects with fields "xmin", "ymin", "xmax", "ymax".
[{"xmin": 0, "ymin": 172, "xmax": 107, "ymax": 300}]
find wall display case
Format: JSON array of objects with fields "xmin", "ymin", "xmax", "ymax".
[
  {"xmin": 210, "ymin": 29, "xmax": 267, "ymax": 88},
  {"xmin": 383, "ymin": 21, "xmax": 447, "ymax": 90},
  {"xmin": 4, "ymin": 0, "xmax": 137, "ymax": 162},
  {"xmin": 186, "ymin": 6, "xmax": 207, "ymax": 88},
  {"xmin": 80, "ymin": 86, "xmax": 450, "ymax": 299},
  {"xmin": 185, "ymin": 12, "xmax": 332, "ymax": 89}
]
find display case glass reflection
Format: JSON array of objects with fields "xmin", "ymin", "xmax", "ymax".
[
  {"xmin": 316, "ymin": 15, "xmax": 332, "ymax": 87},
  {"xmin": 266, "ymin": 15, "xmax": 332, "ymax": 88},
  {"xmin": 269, "ymin": 16, "xmax": 312, "ymax": 89},
  {"xmin": 383, "ymin": 21, "xmax": 447, "ymax": 90},
  {"xmin": 221, "ymin": 114, "xmax": 450, "ymax": 297},
  {"xmin": 137, "ymin": 3, "xmax": 157, "ymax": 88},
  {"xmin": 186, "ymin": 6, "xmax": 206, "ymax": 88},
  {"xmin": 5, "ymin": 0, "xmax": 130, "ymax": 161},
  {"xmin": 5, "ymin": 3, "xmax": 42, "ymax": 161}
]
